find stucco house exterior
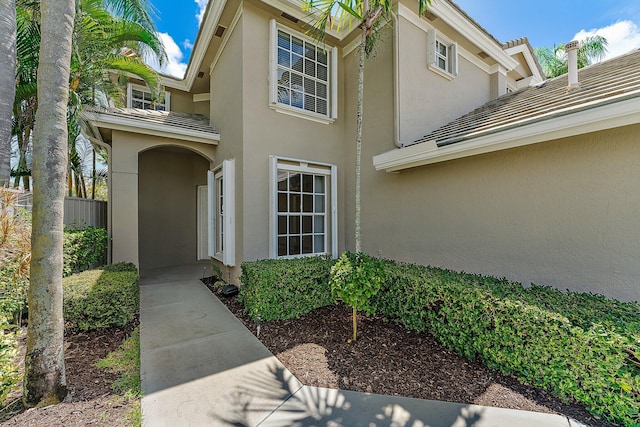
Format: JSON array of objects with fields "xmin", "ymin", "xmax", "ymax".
[{"xmin": 84, "ymin": 0, "xmax": 640, "ymax": 302}]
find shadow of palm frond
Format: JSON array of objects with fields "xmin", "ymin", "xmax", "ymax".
[{"xmin": 210, "ymin": 363, "xmax": 486, "ymax": 427}]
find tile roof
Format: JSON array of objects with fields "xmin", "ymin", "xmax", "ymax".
[
  {"xmin": 502, "ymin": 37, "xmax": 546, "ymax": 78},
  {"xmin": 409, "ymin": 48, "xmax": 640, "ymax": 148},
  {"xmin": 85, "ymin": 106, "xmax": 219, "ymax": 136}
]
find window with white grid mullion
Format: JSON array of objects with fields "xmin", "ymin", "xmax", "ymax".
[
  {"xmin": 276, "ymin": 29, "xmax": 329, "ymax": 116},
  {"xmin": 276, "ymin": 171, "xmax": 327, "ymax": 257},
  {"xmin": 128, "ymin": 84, "xmax": 169, "ymax": 111}
]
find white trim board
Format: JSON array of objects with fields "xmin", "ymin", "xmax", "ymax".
[
  {"xmin": 85, "ymin": 111, "xmax": 220, "ymax": 145},
  {"xmin": 373, "ymin": 95, "xmax": 640, "ymax": 172}
]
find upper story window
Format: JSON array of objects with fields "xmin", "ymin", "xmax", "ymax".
[
  {"xmin": 127, "ymin": 83, "xmax": 171, "ymax": 111},
  {"xmin": 269, "ymin": 20, "xmax": 338, "ymax": 124},
  {"xmin": 428, "ymin": 30, "xmax": 458, "ymax": 80}
]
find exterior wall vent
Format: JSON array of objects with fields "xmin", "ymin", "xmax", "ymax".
[
  {"xmin": 477, "ymin": 51, "xmax": 489, "ymax": 59},
  {"xmin": 215, "ymin": 25, "xmax": 226, "ymax": 37},
  {"xmin": 198, "ymin": 71, "xmax": 205, "ymax": 78},
  {"xmin": 281, "ymin": 12, "xmax": 299, "ymax": 23},
  {"xmin": 425, "ymin": 11, "xmax": 437, "ymax": 21}
]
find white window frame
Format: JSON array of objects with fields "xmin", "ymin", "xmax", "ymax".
[
  {"xmin": 427, "ymin": 30, "xmax": 458, "ymax": 80},
  {"xmin": 127, "ymin": 83, "xmax": 171, "ymax": 111},
  {"xmin": 208, "ymin": 159, "xmax": 235, "ymax": 266},
  {"xmin": 269, "ymin": 156, "xmax": 338, "ymax": 259},
  {"xmin": 268, "ymin": 19, "xmax": 338, "ymax": 124}
]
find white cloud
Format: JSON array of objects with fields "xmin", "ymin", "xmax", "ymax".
[
  {"xmin": 573, "ymin": 20, "xmax": 640, "ymax": 61},
  {"xmin": 195, "ymin": 0, "xmax": 209, "ymax": 24},
  {"xmin": 146, "ymin": 32, "xmax": 188, "ymax": 79},
  {"xmin": 183, "ymin": 39, "xmax": 194, "ymax": 51}
]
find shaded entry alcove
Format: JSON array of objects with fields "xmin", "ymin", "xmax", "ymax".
[{"xmin": 138, "ymin": 146, "xmax": 210, "ymax": 271}]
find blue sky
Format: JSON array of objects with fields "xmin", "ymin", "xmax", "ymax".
[{"xmin": 150, "ymin": 0, "xmax": 640, "ymax": 78}]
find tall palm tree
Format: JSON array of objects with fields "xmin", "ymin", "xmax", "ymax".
[
  {"xmin": 303, "ymin": 0, "xmax": 430, "ymax": 340},
  {"xmin": 24, "ymin": 0, "xmax": 75, "ymax": 407},
  {"xmin": 0, "ymin": 0, "xmax": 16, "ymax": 187},
  {"xmin": 535, "ymin": 35, "xmax": 608, "ymax": 78}
]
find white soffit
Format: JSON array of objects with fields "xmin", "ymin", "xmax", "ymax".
[{"xmin": 373, "ymin": 95, "xmax": 640, "ymax": 172}]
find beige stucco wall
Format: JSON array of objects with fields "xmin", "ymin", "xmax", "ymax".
[
  {"xmin": 362, "ymin": 125, "xmax": 640, "ymax": 302},
  {"xmin": 110, "ymin": 131, "xmax": 214, "ymax": 269},
  {"xmin": 339, "ymin": 7, "xmax": 640, "ymax": 302},
  {"xmin": 138, "ymin": 147, "xmax": 209, "ymax": 270},
  {"xmin": 167, "ymin": 89, "xmax": 195, "ymax": 115},
  {"xmin": 237, "ymin": 4, "xmax": 347, "ymax": 265},
  {"xmin": 396, "ymin": 10, "xmax": 491, "ymax": 145},
  {"xmin": 209, "ymin": 11, "xmax": 245, "ymax": 281}
]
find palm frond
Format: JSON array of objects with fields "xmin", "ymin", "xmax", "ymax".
[{"xmin": 108, "ymin": 55, "xmax": 161, "ymax": 99}]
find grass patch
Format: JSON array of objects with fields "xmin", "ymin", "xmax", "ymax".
[{"xmin": 97, "ymin": 327, "xmax": 141, "ymax": 426}]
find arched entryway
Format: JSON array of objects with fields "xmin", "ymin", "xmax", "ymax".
[{"xmin": 138, "ymin": 146, "xmax": 210, "ymax": 271}]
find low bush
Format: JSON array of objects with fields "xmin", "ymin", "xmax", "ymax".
[
  {"xmin": 0, "ymin": 189, "xmax": 31, "ymax": 321},
  {"xmin": 371, "ymin": 259, "xmax": 640, "ymax": 426},
  {"xmin": 63, "ymin": 227, "xmax": 109, "ymax": 277},
  {"xmin": 239, "ymin": 257, "xmax": 335, "ymax": 321},
  {"xmin": 0, "ymin": 315, "xmax": 21, "ymax": 405},
  {"xmin": 330, "ymin": 252, "xmax": 382, "ymax": 341},
  {"xmin": 63, "ymin": 263, "xmax": 139, "ymax": 331},
  {"xmin": 101, "ymin": 262, "xmax": 138, "ymax": 273}
]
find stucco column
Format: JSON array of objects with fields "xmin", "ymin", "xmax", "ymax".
[
  {"xmin": 110, "ymin": 133, "xmax": 140, "ymax": 267},
  {"xmin": 490, "ymin": 65, "xmax": 507, "ymax": 99}
]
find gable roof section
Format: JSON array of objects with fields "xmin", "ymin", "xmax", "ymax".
[
  {"xmin": 503, "ymin": 37, "xmax": 546, "ymax": 84},
  {"xmin": 84, "ymin": 106, "xmax": 220, "ymax": 145},
  {"xmin": 374, "ymin": 49, "xmax": 640, "ymax": 172}
]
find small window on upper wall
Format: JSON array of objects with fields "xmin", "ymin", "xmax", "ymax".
[
  {"xmin": 127, "ymin": 83, "xmax": 171, "ymax": 111},
  {"xmin": 269, "ymin": 20, "xmax": 338, "ymax": 124},
  {"xmin": 427, "ymin": 30, "xmax": 458, "ymax": 79}
]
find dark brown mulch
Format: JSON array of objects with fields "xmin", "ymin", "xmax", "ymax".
[
  {"xmin": 1, "ymin": 317, "xmax": 138, "ymax": 427},
  {"xmin": 203, "ymin": 277, "xmax": 617, "ymax": 427}
]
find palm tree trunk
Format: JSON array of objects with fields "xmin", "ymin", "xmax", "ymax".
[
  {"xmin": 24, "ymin": 0, "xmax": 75, "ymax": 407},
  {"xmin": 0, "ymin": 0, "xmax": 16, "ymax": 187}
]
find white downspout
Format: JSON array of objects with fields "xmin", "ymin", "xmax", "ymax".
[{"xmin": 393, "ymin": 11, "xmax": 403, "ymax": 147}]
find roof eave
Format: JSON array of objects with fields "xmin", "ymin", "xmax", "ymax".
[
  {"xmin": 85, "ymin": 111, "xmax": 220, "ymax": 145},
  {"xmin": 430, "ymin": 1, "xmax": 519, "ymax": 71},
  {"xmin": 373, "ymin": 96, "xmax": 640, "ymax": 172}
]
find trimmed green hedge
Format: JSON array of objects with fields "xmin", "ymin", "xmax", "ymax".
[
  {"xmin": 63, "ymin": 263, "xmax": 139, "ymax": 331},
  {"xmin": 370, "ymin": 259, "xmax": 640, "ymax": 427},
  {"xmin": 239, "ymin": 257, "xmax": 335, "ymax": 321},
  {"xmin": 63, "ymin": 227, "xmax": 109, "ymax": 277},
  {"xmin": 238, "ymin": 255, "xmax": 640, "ymax": 426}
]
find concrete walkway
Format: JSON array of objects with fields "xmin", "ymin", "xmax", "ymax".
[{"xmin": 140, "ymin": 265, "xmax": 587, "ymax": 427}]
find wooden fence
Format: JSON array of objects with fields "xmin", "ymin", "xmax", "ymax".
[{"xmin": 5, "ymin": 189, "xmax": 107, "ymax": 229}]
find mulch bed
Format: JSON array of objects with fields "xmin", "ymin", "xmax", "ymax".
[
  {"xmin": 1, "ymin": 317, "xmax": 138, "ymax": 427},
  {"xmin": 203, "ymin": 276, "xmax": 618, "ymax": 427}
]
